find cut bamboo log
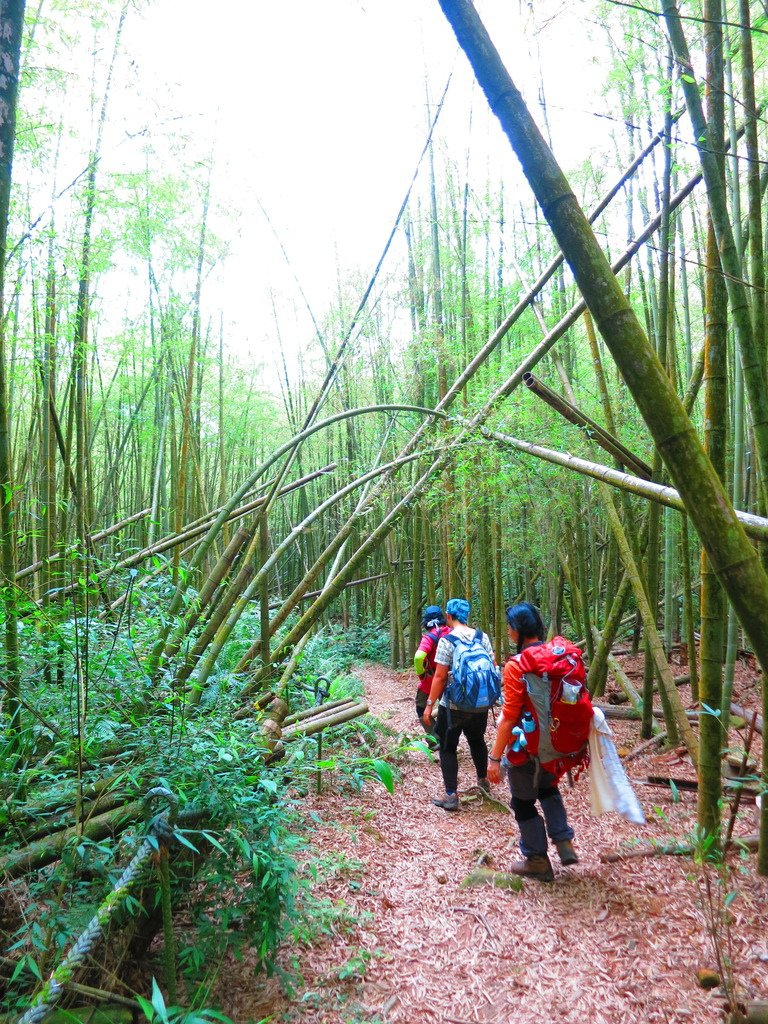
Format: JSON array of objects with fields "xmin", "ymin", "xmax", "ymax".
[
  {"xmin": 281, "ymin": 702, "xmax": 369, "ymax": 740},
  {"xmin": 283, "ymin": 697, "xmax": 359, "ymax": 727}
]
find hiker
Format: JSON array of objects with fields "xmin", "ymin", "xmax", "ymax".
[
  {"xmin": 412, "ymin": 605, "xmax": 451, "ymax": 736},
  {"xmin": 422, "ymin": 598, "xmax": 500, "ymax": 811},
  {"xmin": 487, "ymin": 602, "xmax": 581, "ymax": 881}
]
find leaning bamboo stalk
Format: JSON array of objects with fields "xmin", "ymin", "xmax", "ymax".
[
  {"xmin": 147, "ymin": 404, "xmax": 442, "ymax": 678},
  {"xmin": 238, "ymin": 423, "xmax": 408, "ymax": 675},
  {"xmin": 188, "ymin": 448, "xmax": 439, "ymax": 697},
  {"xmin": 523, "ymin": 373, "xmax": 652, "ymax": 479},
  {"xmin": 180, "ymin": 524, "xmax": 250, "ymax": 637},
  {"xmin": 597, "ymin": 481, "xmax": 697, "ymax": 759},
  {"xmin": 590, "ymin": 626, "xmax": 643, "ymax": 714},
  {"xmin": 471, "ymin": 424, "xmax": 768, "ymax": 543},
  {"xmin": 605, "ymin": 656, "xmax": 643, "ymax": 712},
  {"xmin": 589, "ymin": 607, "xmax": 631, "ymax": 698}
]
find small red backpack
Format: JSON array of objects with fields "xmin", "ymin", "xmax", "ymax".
[{"xmin": 511, "ymin": 636, "xmax": 593, "ymax": 780}]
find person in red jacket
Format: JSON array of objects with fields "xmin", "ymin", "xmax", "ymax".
[
  {"xmin": 487, "ymin": 602, "xmax": 578, "ymax": 881},
  {"xmin": 412, "ymin": 605, "xmax": 451, "ymax": 737}
]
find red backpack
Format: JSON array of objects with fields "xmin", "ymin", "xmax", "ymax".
[
  {"xmin": 511, "ymin": 637, "xmax": 593, "ymax": 781},
  {"xmin": 422, "ymin": 625, "xmax": 452, "ymax": 684}
]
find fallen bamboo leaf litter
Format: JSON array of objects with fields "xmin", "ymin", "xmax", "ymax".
[{"xmin": 201, "ymin": 659, "xmax": 767, "ymax": 1024}]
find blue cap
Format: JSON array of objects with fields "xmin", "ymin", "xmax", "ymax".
[{"xmin": 446, "ymin": 598, "xmax": 471, "ymax": 623}]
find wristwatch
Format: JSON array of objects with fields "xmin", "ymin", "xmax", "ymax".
[{"xmin": 426, "ymin": 699, "xmax": 434, "ymax": 706}]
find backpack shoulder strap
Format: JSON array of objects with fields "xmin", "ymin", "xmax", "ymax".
[{"xmin": 473, "ymin": 628, "xmax": 482, "ymax": 643}]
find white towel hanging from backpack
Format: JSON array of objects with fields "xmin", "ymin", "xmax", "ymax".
[{"xmin": 588, "ymin": 708, "xmax": 645, "ymax": 824}]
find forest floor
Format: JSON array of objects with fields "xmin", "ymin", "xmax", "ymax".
[{"xmin": 213, "ymin": 655, "xmax": 767, "ymax": 1024}]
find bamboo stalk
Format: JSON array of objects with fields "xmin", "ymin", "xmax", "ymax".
[{"xmin": 523, "ymin": 373, "xmax": 652, "ymax": 479}]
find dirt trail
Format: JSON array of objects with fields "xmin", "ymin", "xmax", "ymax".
[{"xmin": 221, "ymin": 662, "xmax": 768, "ymax": 1024}]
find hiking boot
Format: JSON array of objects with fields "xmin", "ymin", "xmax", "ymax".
[
  {"xmin": 556, "ymin": 840, "xmax": 579, "ymax": 865},
  {"xmin": 509, "ymin": 855, "xmax": 554, "ymax": 882},
  {"xmin": 477, "ymin": 777, "xmax": 491, "ymax": 795},
  {"xmin": 432, "ymin": 793, "xmax": 459, "ymax": 811}
]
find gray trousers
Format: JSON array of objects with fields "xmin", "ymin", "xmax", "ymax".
[{"xmin": 506, "ymin": 758, "xmax": 574, "ymax": 858}]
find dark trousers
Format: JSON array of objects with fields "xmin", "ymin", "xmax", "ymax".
[
  {"xmin": 435, "ymin": 705, "xmax": 489, "ymax": 793},
  {"xmin": 506, "ymin": 759, "xmax": 574, "ymax": 857},
  {"xmin": 415, "ymin": 690, "xmax": 436, "ymax": 736}
]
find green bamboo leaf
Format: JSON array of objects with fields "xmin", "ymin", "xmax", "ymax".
[
  {"xmin": 136, "ymin": 995, "xmax": 155, "ymax": 1022},
  {"xmin": 371, "ymin": 758, "xmax": 394, "ymax": 794},
  {"xmin": 173, "ymin": 832, "xmax": 200, "ymax": 853},
  {"xmin": 151, "ymin": 977, "xmax": 169, "ymax": 1023}
]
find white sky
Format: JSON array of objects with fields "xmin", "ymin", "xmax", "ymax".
[{"xmin": 64, "ymin": 1, "xmax": 614, "ymax": 386}]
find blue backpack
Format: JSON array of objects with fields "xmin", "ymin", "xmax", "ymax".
[{"xmin": 445, "ymin": 629, "xmax": 501, "ymax": 710}]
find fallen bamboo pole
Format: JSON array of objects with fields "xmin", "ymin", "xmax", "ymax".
[
  {"xmin": 596, "ymin": 705, "xmax": 700, "ymax": 723},
  {"xmin": 730, "ymin": 702, "xmax": 763, "ymax": 735},
  {"xmin": 600, "ymin": 833, "xmax": 759, "ymax": 863},
  {"xmin": 0, "ymin": 799, "xmax": 146, "ymax": 881}
]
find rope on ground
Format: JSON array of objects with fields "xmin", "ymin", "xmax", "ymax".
[{"xmin": 16, "ymin": 787, "xmax": 179, "ymax": 1024}]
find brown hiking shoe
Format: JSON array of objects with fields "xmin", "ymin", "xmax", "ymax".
[
  {"xmin": 432, "ymin": 793, "xmax": 459, "ymax": 811},
  {"xmin": 556, "ymin": 840, "xmax": 579, "ymax": 865},
  {"xmin": 509, "ymin": 855, "xmax": 554, "ymax": 882}
]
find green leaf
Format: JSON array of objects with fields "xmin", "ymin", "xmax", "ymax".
[
  {"xmin": 669, "ymin": 779, "xmax": 680, "ymax": 803},
  {"xmin": 200, "ymin": 830, "xmax": 228, "ymax": 854},
  {"xmin": 681, "ymin": 73, "xmax": 696, "ymax": 84},
  {"xmin": 701, "ymin": 703, "xmax": 721, "ymax": 717},
  {"xmin": 371, "ymin": 758, "xmax": 394, "ymax": 794},
  {"xmin": 174, "ymin": 832, "xmax": 200, "ymax": 853},
  {"xmin": 136, "ymin": 995, "xmax": 156, "ymax": 1022},
  {"xmin": 151, "ymin": 978, "xmax": 169, "ymax": 1023}
]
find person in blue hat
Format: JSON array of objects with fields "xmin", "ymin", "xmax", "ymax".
[
  {"xmin": 413, "ymin": 605, "xmax": 451, "ymax": 736},
  {"xmin": 423, "ymin": 598, "xmax": 496, "ymax": 810}
]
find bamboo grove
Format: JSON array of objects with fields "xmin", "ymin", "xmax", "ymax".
[{"xmin": 2, "ymin": 0, "xmax": 768, "ymax": 1006}]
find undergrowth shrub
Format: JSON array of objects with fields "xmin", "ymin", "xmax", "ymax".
[{"xmin": 0, "ymin": 610, "xmax": 393, "ymax": 1017}]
